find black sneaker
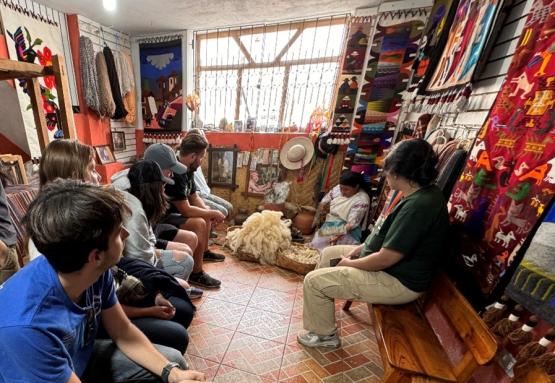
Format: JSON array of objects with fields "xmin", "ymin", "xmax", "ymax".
[
  {"xmin": 210, "ymin": 230, "xmax": 218, "ymax": 239},
  {"xmin": 189, "ymin": 272, "xmax": 221, "ymax": 289},
  {"xmin": 185, "ymin": 287, "xmax": 204, "ymax": 300},
  {"xmin": 203, "ymin": 250, "xmax": 225, "ymax": 262}
]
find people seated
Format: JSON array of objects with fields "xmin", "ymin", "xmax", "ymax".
[
  {"xmin": 147, "ymin": 136, "xmax": 226, "ymax": 289},
  {"xmin": 310, "ymin": 170, "xmax": 371, "ymax": 251},
  {"xmin": 0, "ymin": 179, "xmax": 206, "ymax": 382},
  {"xmin": 29, "ymin": 139, "xmax": 196, "ymax": 353},
  {"xmin": 297, "ymin": 139, "xmax": 449, "ymax": 348},
  {"xmin": 0, "ymin": 169, "xmax": 18, "ymax": 284}
]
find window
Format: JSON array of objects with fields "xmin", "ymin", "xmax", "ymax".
[{"xmin": 195, "ymin": 16, "xmax": 348, "ymax": 131}]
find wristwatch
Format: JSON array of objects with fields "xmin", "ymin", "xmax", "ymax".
[{"xmin": 161, "ymin": 362, "xmax": 180, "ymax": 383}]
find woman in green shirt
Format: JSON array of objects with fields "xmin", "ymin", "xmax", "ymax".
[{"xmin": 298, "ymin": 139, "xmax": 449, "ymax": 348}]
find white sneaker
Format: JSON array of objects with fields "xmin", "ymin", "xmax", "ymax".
[{"xmin": 297, "ymin": 331, "xmax": 341, "ymax": 348}]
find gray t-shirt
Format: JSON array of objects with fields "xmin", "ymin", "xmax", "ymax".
[{"xmin": 0, "ymin": 182, "xmax": 17, "ymax": 247}]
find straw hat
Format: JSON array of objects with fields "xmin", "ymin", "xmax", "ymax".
[{"xmin": 279, "ymin": 137, "xmax": 315, "ymax": 170}]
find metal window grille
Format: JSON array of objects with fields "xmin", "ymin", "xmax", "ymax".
[{"xmin": 194, "ymin": 15, "xmax": 348, "ymax": 131}]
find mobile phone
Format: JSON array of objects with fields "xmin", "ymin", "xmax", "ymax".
[{"xmin": 329, "ymin": 258, "xmax": 341, "ymax": 267}]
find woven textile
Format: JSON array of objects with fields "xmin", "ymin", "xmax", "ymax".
[
  {"xmin": 103, "ymin": 46, "xmax": 128, "ymax": 120},
  {"xmin": 79, "ymin": 36, "xmax": 101, "ymax": 114},
  {"xmin": 447, "ymin": 0, "xmax": 555, "ymax": 300},
  {"xmin": 507, "ymin": 204, "xmax": 555, "ymax": 324},
  {"xmin": 5, "ymin": 185, "xmax": 37, "ymax": 266},
  {"xmin": 409, "ymin": 0, "xmax": 459, "ymax": 92},
  {"xmin": 345, "ymin": 11, "xmax": 428, "ymax": 185},
  {"xmin": 95, "ymin": 51, "xmax": 116, "ymax": 118}
]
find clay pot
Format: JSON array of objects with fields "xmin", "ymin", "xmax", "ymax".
[
  {"xmin": 294, "ymin": 207, "xmax": 316, "ymax": 235},
  {"xmin": 263, "ymin": 203, "xmax": 285, "ymax": 212},
  {"xmin": 234, "ymin": 208, "xmax": 249, "ymax": 226}
]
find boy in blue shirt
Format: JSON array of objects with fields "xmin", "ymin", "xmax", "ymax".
[{"xmin": 0, "ymin": 180, "xmax": 207, "ymax": 383}]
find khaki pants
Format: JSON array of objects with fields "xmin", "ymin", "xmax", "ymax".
[
  {"xmin": 0, "ymin": 247, "xmax": 20, "ymax": 284},
  {"xmin": 303, "ymin": 245, "xmax": 422, "ymax": 335}
]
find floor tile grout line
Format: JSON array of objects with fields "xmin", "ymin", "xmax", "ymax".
[{"xmin": 276, "ymin": 282, "xmax": 304, "ymax": 381}]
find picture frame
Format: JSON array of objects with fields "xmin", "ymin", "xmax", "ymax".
[
  {"xmin": 112, "ymin": 131, "xmax": 126, "ymax": 152},
  {"xmin": 245, "ymin": 163, "xmax": 285, "ymax": 197},
  {"xmin": 95, "ymin": 145, "xmax": 116, "ymax": 165},
  {"xmin": 207, "ymin": 145, "xmax": 239, "ymax": 190},
  {"xmin": 233, "ymin": 120, "xmax": 243, "ymax": 132},
  {"xmin": 246, "ymin": 117, "xmax": 257, "ymax": 132}
]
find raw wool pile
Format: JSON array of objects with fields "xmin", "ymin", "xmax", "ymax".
[
  {"xmin": 280, "ymin": 246, "xmax": 319, "ymax": 265},
  {"xmin": 226, "ymin": 210, "xmax": 291, "ymax": 265}
]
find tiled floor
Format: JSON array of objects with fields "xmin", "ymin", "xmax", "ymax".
[{"xmin": 184, "ymin": 239, "xmax": 384, "ymax": 382}]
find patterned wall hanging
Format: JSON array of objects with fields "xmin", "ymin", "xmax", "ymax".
[
  {"xmin": 139, "ymin": 37, "xmax": 183, "ymax": 130},
  {"xmin": 409, "ymin": 0, "xmax": 504, "ymax": 114},
  {"xmin": 344, "ymin": 9, "xmax": 429, "ymax": 187},
  {"xmin": 328, "ymin": 16, "xmax": 374, "ymax": 145},
  {"xmin": 506, "ymin": 203, "xmax": 555, "ymax": 324},
  {"xmin": 447, "ymin": 0, "xmax": 555, "ymax": 303},
  {"xmin": 0, "ymin": 3, "xmax": 64, "ymax": 158},
  {"xmin": 408, "ymin": 0, "xmax": 459, "ymax": 93}
]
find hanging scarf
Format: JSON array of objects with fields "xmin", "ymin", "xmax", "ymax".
[
  {"xmin": 120, "ymin": 51, "xmax": 135, "ymax": 96},
  {"xmin": 95, "ymin": 51, "xmax": 115, "ymax": 118},
  {"xmin": 103, "ymin": 46, "xmax": 128, "ymax": 120},
  {"xmin": 79, "ymin": 36, "xmax": 101, "ymax": 115},
  {"xmin": 123, "ymin": 88, "xmax": 136, "ymax": 124}
]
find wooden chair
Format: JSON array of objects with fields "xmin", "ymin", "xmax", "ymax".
[
  {"xmin": 0, "ymin": 154, "xmax": 28, "ymax": 185},
  {"xmin": 355, "ymin": 273, "xmax": 497, "ymax": 382}
]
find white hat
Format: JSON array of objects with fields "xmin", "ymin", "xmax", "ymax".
[{"xmin": 279, "ymin": 137, "xmax": 314, "ymax": 170}]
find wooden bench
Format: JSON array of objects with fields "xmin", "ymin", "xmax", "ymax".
[{"xmin": 346, "ymin": 273, "xmax": 497, "ymax": 382}]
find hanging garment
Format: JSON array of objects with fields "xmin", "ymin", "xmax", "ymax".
[
  {"xmin": 120, "ymin": 51, "xmax": 135, "ymax": 96},
  {"xmin": 436, "ymin": 148, "xmax": 467, "ymax": 199},
  {"xmin": 95, "ymin": 51, "xmax": 116, "ymax": 118},
  {"xmin": 123, "ymin": 88, "xmax": 136, "ymax": 125},
  {"xmin": 114, "ymin": 50, "xmax": 125, "ymax": 96},
  {"xmin": 103, "ymin": 46, "xmax": 128, "ymax": 120},
  {"xmin": 79, "ymin": 36, "xmax": 101, "ymax": 114}
]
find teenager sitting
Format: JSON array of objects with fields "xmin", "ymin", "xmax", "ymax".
[{"xmin": 0, "ymin": 180, "xmax": 206, "ymax": 382}]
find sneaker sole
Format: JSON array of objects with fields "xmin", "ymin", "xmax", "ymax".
[
  {"xmin": 189, "ymin": 280, "xmax": 221, "ymax": 289},
  {"xmin": 297, "ymin": 337, "xmax": 341, "ymax": 348},
  {"xmin": 203, "ymin": 257, "xmax": 225, "ymax": 263}
]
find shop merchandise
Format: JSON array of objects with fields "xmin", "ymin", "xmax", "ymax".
[
  {"xmin": 79, "ymin": 36, "xmax": 101, "ymax": 114},
  {"xmin": 447, "ymin": 0, "xmax": 555, "ymax": 301}
]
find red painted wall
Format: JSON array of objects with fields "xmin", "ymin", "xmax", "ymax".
[{"xmin": 204, "ymin": 132, "xmax": 311, "ymax": 151}]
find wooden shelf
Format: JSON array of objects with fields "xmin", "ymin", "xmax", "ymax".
[{"xmin": 0, "ymin": 58, "xmax": 54, "ymax": 80}]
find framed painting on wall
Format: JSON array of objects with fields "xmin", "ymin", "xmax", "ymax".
[
  {"xmin": 112, "ymin": 131, "xmax": 126, "ymax": 151},
  {"xmin": 245, "ymin": 163, "xmax": 285, "ymax": 197},
  {"xmin": 207, "ymin": 145, "xmax": 238, "ymax": 190},
  {"xmin": 95, "ymin": 145, "xmax": 116, "ymax": 165}
]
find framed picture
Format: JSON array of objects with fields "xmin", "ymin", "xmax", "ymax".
[
  {"xmin": 95, "ymin": 145, "xmax": 115, "ymax": 165},
  {"xmin": 207, "ymin": 145, "xmax": 238, "ymax": 190},
  {"xmin": 246, "ymin": 163, "xmax": 285, "ymax": 196},
  {"xmin": 112, "ymin": 131, "xmax": 126, "ymax": 151},
  {"xmin": 234, "ymin": 120, "xmax": 243, "ymax": 132},
  {"xmin": 246, "ymin": 117, "xmax": 257, "ymax": 132}
]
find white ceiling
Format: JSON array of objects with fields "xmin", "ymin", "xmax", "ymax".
[{"xmin": 35, "ymin": 0, "xmax": 378, "ymax": 35}]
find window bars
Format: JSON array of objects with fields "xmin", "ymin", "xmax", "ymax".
[{"xmin": 194, "ymin": 15, "xmax": 349, "ymax": 131}]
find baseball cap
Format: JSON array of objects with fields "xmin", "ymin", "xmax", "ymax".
[
  {"xmin": 128, "ymin": 160, "xmax": 175, "ymax": 185},
  {"xmin": 144, "ymin": 143, "xmax": 187, "ymax": 175}
]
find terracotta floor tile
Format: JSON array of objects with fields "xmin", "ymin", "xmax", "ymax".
[
  {"xmin": 186, "ymin": 322, "xmax": 235, "ymax": 363},
  {"xmin": 205, "ymin": 280, "xmax": 255, "ymax": 305},
  {"xmin": 184, "ymin": 355, "xmax": 219, "ymax": 380},
  {"xmin": 214, "ymin": 365, "xmax": 277, "ymax": 382},
  {"xmin": 249, "ymin": 287, "xmax": 296, "ymax": 315},
  {"xmin": 192, "ymin": 297, "xmax": 246, "ymax": 330},
  {"xmin": 237, "ymin": 307, "xmax": 291, "ymax": 343},
  {"xmin": 221, "ymin": 332, "xmax": 285, "ymax": 380},
  {"xmin": 257, "ymin": 272, "xmax": 301, "ymax": 293}
]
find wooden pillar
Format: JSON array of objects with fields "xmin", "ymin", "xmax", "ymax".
[
  {"xmin": 51, "ymin": 54, "xmax": 76, "ymax": 140},
  {"xmin": 27, "ymin": 77, "xmax": 49, "ymax": 152}
]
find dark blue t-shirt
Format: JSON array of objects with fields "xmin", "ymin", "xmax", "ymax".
[{"xmin": 0, "ymin": 256, "xmax": 117, "ymax": 382}]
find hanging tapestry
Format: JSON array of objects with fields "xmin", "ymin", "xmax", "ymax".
[
  {"xmin": 507, "ymin": 203, "xmax": 555, "ymax": 324},
  {"xmin": 329, "ymin": 16, "xmax": 373, "ymax": 145},
  {"xmin": 344, "ymin": 10, "xmax": 428, "ymax": 186},
  {"xmin": 0, "ymin": 3, "xmax": 65, "ymax": 158},
  {"xmin": 408, "ymin": 0, "xmax": 459, "ymax": 92},
  {"xmin": 447, "ymin": 0, "xmax": 555, "ymax": 301},
  {"xmin": 426, "ymin": 0, "xmax": 503, "ymax": 92},
  {"xmin": 139, "ymin": 38, "xmax": 183, "ymax": 130}
]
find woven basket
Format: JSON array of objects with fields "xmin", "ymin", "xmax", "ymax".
[
  {"xmin": 225, "ymin": 227, "xmax": 317, "ymax": 274},
  {"xmin": 276, "ymin": 243, "xmax": 317, "ymax": 275}
]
